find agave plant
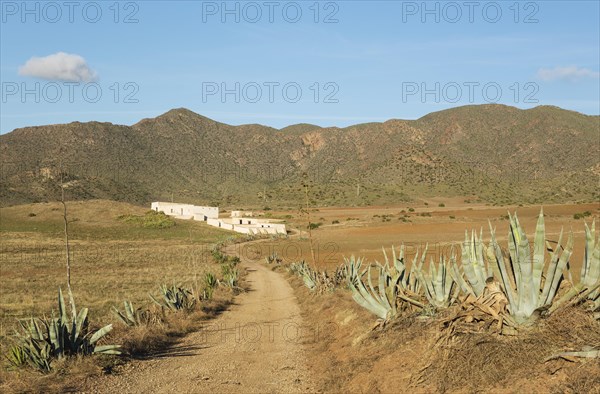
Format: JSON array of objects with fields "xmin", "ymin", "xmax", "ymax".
[
  {"xmin": 332, "ymin": 263, "xmax": 348, "ymax": 287},
  {"xmin": 485, "ymin": 209, "xmax": 575, "ymax": 325},
  {"xmin": 5, "ymin": 345, "xmax": 28, "ymax": 369},
  {"xmin": 150, "ymin": 284, "xmax": 196, "ymax": 311},
  {"xmin": 342, "ymin": 255, "xmax": 363, "ymax": 287},
  {"xmin": 551, "ymin": 220, "xmax": 600, "ymax": 313},
  {"xmin": 452, "ymin": 229, "xmax": 492, "ymax": 297},
  {"xmin": 289, "ymin": 260, "xmax": 318, "ymax": 290},
  {"xmin": 416, "ymin": 253, "xmax": 459, "ymax": 308},
  {"xmin": 265, "ymin": 252, "xmax": 281, "ymax": 264},
  {"xmin": 221, "ymin": 263, "xmax": 239, "ymax": 288},
  {"xmin": 579, "ymin": 220, "xmax": 600, "ymax": 307},
  {"xmin": 380, "ymin": 245, "xmax": 423, "ymax": 296},
  {"xmin": 9, "ymin": 288, "xmax": 120, "ymax": 372},
  {"xmin": 112, "ymin": 300, "xmax": 157, "ymax": 327},
  {"xmin": 348, "ymin": 263, "xmax": 400, "ymax": 322}
]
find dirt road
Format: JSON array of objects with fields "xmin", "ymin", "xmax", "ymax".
[{"xmin": 91, "ymin": 250, "xmax": 315, "ymax": 393}]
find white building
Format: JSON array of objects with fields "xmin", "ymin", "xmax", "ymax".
[
  {"xmin": 151, "ymin": 202, "xmax": 286, "ymax": 235},
  {"xmin": 231, "ymin": 210, "xmax": 253, "ymax": 218},
  {"xmin": 151, "ymin": 202, "xmax": 219, "ymax": 221}
]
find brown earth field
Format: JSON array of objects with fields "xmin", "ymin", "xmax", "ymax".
[{"xmin": 247, "ymin": 198, "xmax": 600, "ymax": 276}]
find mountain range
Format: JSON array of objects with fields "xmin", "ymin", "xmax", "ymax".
[{"xmin": 1, "ymin": 104, "xmax": 598, "ymax": 208}]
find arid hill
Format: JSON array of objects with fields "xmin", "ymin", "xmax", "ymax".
[{"xmin": 1, "ymin": 105, "xmax": 598, "ymax": 207}]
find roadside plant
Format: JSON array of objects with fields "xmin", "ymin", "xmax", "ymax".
[
  {"xmin": 380, "ymin": 245, "xmax": 423, "ymax": 296},
  {"xmin": 342, "ymin": 255, "xmax": 363, "ymax": 287},
  {"xmin": 416, "ymin": 253, "xmax": 459, "ymax": 308},
  {"xmin": 579, "ymin": 220, "xmax": 600, "ymax": 308},
  {"xmin": 289, "ymin": 260, "xmax": 318, "ymax": 290},
  {"xmin": 8, "ymin": 288, "xmax": 120, "ymax": 372},
  {"xmin": 221, "ymin": 263, "xmax": 240, "ymax": 289},
  {"xmin": 203, "ymin": 273, "xmax": 218, "ymax": 299},
  {"xmin": 112, "ymin": 300, "xmax": 160, "ymax": 327},
  {"xmin": 485, "ymin": 209, "xmax": 575, "ymax": 325},
  {"xmin": 150, "ymin": 284, "xmax": 196, "ymax": 311},
  {"xmin": 348, "ymin": 263, "xmax": 400, "ymax": 323},
  {"xmin": 452, "ymin": 229, "xmax": 492, "ymax": 297},
  {"xmin": 551, "ymin": 219, "xmax": 600, "ymax": 313},
  {"xmin": 265, "ymin": 252, "xmax": 282, "ymax": 264}
]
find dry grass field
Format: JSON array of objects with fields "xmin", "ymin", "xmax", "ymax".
[{"xmin": 0, "ymin": 200, "xmax": 236, "ymax": 344}]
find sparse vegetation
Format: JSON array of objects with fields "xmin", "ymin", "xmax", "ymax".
[
  {"xmin": 308, "ymin": 222, "xmax": 322, "ymax": 230},
  {"xmin": 574, "ymin": 211, "xmax": 592, "ymax": 220},
  {"xmin": 118, "ymin": 210, "xmax": 176, "ymax": 229}
]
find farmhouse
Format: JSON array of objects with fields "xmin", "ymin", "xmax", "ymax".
[
  {"xmin": 150, "ymin": 202, "xmax": 218, "ymax": 221},
  {"xmin": 151, "ymin": 202, "xmax": 286, "ymax": 235}
]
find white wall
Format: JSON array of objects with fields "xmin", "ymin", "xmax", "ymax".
[{"xmin": 151, "ymin": 202, "xmax": 219, "ymax": 220}]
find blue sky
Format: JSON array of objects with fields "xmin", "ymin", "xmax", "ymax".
[{"xmin": 1, "ymin": 0, "xmax": 599, "ymax": 133}]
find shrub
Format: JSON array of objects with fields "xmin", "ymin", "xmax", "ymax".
[
  {"xmin": 308, "ymin": 222, "xmax": 322, "ymax": 230},
  {"xmin": 438, "ymin": 203, "xmax": 445, "ymax": 207}
]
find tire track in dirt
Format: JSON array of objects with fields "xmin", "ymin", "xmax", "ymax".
[{"xmin": 90, "ymin": 242, "xmax": 315, "ymax": 393}]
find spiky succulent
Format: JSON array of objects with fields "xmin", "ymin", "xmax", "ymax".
[
  {"xmin": 485, "ymin": 209, "xmax": 575, "ymax": 325},
  {"xmin": 348, "ymin": 263, "xmax": 401, "ymax": 321},
  {"xmin": 342, "ymin": 255, "xmax": 363, "ymax": 287},
  {"xmin": 221, "ymin": 263, "xmax": 239, "ymax": 288},
  {"xmin": 452, "ymin": 229, "xmax": 492, "ymax": 297},
  {"xmin": 380, "ymin": 244, "xmax": 423, "ymax": 295},
  {"xmin": 9, "ymin": 288, "xmax": 120, "ymax": 372},
  {"xmin": 580, "ymin": 220, "xmax": 600, "ymax": 306},
  {"xmin": 289, "ymin": 260, "xmax": 318, "ymax": 290},
  {"xmin": 112, "ymin": 300, "xmax": 155, "ymax": 327},
  {"xmin": 150, "ymin": 284, "xmax": 196, "ymax": 311},
  {"xmin": 416, "ymin": 253, "xmax": 459, "ymax": 308}
]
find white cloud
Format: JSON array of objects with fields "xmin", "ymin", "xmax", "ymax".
[
  {"xmin": 536, "ymin": 65, "xmax": 599, "ymax": 82},
  {"xmin": 18, "ymin": 52, "xmax": 98, "ymax": 82}
]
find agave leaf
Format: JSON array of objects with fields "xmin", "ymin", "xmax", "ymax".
[
  {"xmin": 532, "ymin": 209, "xmax": 546, "ymax": 292},
  {"xmin": 89, "ymin": 324, "xmax": 113, "ymax": 345},
  {"xmin": 543, "ymin": 232, "xmax": 574, "ymax": 307},
  {"xmin": 540, "ymin": 229, "xmax": 564, "ymax": 306},
  {"xmin": 58, "ymin": 288, "xmax": 68, "ymax": 327},
  {"xmin": 488, "ymin": 221, "xmax": 516, "ymax": 310},
  {"xmin": 93, "ymin": 344, "xmax": 122, "ymax": 355}
]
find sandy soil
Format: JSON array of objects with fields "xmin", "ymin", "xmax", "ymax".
[
  {"xmin": 267, "ymin": 201, "xmax": 600, "ymax": 274},
  {"xmin": 87, "ymin": 244, "xmax": 315, "ymax": 394}
]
